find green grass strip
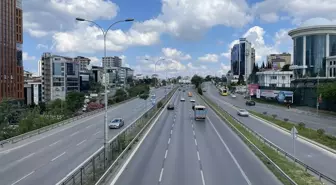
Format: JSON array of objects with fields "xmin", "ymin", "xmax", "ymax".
[
  {"xmin": 249, "ymin": 110, "xmax": 336, "ymax": 150},
  {"xmin": 201, "ymin": 95, "xmax": 322, "ymax": 185}
]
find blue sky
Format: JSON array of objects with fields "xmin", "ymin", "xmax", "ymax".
[{"xmin": 22, "ymin": 0, "xmax": 336, "ymax": 77}]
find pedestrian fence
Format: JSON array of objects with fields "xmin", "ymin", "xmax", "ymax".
[
  {"xmin": 200, "ymin": 94, "xmax": 336, "ymax": 185},
  {"xmin": 56, "ymin": 88, "xmax": 177, "ymax": 185}
]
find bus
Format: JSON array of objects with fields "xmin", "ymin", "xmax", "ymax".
[
  {"xmin": 194, "ymin": 105, "xmax": 207, "ymax": 121},
  {"xmin": 219, "ymin": 87, "xmax": 229, "ymax": 96},
  {"xmin": 188, "ymin": 92, "xmax": 192, "ymax": 97}
]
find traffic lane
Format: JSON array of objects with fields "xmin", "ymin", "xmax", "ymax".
[
  {"xmin": 206, "ymin": 91, "xmax": 336, "ymax": 179},
  {"xmin": 206, "ymin": 85, "xmax": 336, "ymax": 135},
  {"xmin": 159, "ymin": 96, "xmax": 203, "ymax": 185},
  {"xmin": 0, "ymin": 90, "xmax": 171, "ymax": 185},
  {"xmin": 192, "ymin": 96, "xmax": 282, "ymax": 185},
  {"xmin": 0, "ymin": 88, "xmax": 167, "ymax": 163},
  {"xmin": 114, "ymin": 92, "xmax": 179, "ymax": 185}
]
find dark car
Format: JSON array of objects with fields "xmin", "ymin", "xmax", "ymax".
[
  {"xmin": 167, "ymin": 104, "xmax": 174, "ymax": 110},
  {"xmin": 183, "ymin": 90, "xmax": 185, "ymax": 92},
  {"xmin": 246, "ymin": 100, "xmax": 256, "ymax": 106}
]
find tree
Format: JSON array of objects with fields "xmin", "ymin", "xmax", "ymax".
[
  {"xmin": 126, "ymin": 77, "xmax": 134, "ymax": 87},
  {"xmin": 177, "ymin": 76, "xmax": 182, "ymax": 80},
  {"xmin": 66, "ymin": 91, "xmax": 85, "ymax": 113},
  {"xmin": 318, "ymin": 82, "xmax": 336, "ymax": 100},
  {"xmin": 261, "ymin": 61, "xmax": 265, "ymax": 69},
  {"xmin": 47, "ymin": 99, "xmax": 66, "ymax": 116},
  {"xmin": 237, "ymin": 74, "xmax": 245, "ymax": 85},
  {"xmin": 191, "ymin": 75, "xmax": 203, "ymax": 88},
  {"xmin": 205, "ymin": 75, "xmax": 212, "ymax": 81},
  {"xmin": 281, "ymin": 64, "xmax": 291, "ymax": 71},
  {"xmin": 162, "ymin": 79, "xmax": 167, "ymax": 86}
]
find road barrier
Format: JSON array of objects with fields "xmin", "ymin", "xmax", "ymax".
[
  {"xmin": 56, "ymin": 88, "xmax": 177, "ymax": 185},
  {"xmin": 199, "ymin": 94, "xmax": 336, "ymax": 185},
  {"xmin": 0, "ymin": 97, "xmax": 139, "ymax": 148}
]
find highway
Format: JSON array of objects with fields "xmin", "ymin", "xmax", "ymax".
[
  {"xmin": 203, "ymin": 83, "xmax": 336, "ymax": 180},
  {"xmin": 204, "ymin": 82, "xmax": 336, "ymax": 135},
  {"xmin": 112, "ymin": 89, "xmax": 282, "ymax": 185},
  {"xmin": 0, "ymin": 87, "xmax": 170, "ymax": 185}
]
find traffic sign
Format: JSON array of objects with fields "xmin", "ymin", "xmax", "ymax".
[{"xmin": 291, "ymin": 126, "xmax": 298, "ymax": 139}]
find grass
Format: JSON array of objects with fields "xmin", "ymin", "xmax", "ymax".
[
  {"xmin": 250, "ymin": 110, "xmax": 336, "ymax": 150},
  {"xmin": 201, "ymin": 95, "xmax": 322, "ymax": 185}
]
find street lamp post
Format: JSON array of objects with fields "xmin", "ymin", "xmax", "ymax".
[
  {"xmin": 145, "ymin": 58, "xmax": 167, "ymax": 99},
  {"xmin": 75, "ymin": 17, "xmax": 134, "ymax": 165}
]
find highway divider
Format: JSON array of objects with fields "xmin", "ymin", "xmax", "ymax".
[
  {"xmin": 0, "ymin": 97, "xmax": 138, "ymax": 148},
  {"xmin": 198, "ymin": 93, "xmax": 335, "ymax": 185},
  {"xmin": 56, "ymin": 88, "xmax": 177, "ymax": 185}
]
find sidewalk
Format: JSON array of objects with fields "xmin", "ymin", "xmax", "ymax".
[{"xmin": 290, "ymin": 106, "xmax": 336, "ymax": 118}]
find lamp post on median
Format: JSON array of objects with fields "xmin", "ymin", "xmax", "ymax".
[
  {"xmin": 75, "ymin": 17, "xmax": 134, "ymax": 164},
  {"xmin": 145, "ymin": 58, "xmax": 168, "ymax": 99}
]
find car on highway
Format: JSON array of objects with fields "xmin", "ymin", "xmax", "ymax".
[
  {"xmin": 109, "ymin": 118, "xmax": 125, "ymax": 129},
  {"xmin": 182, "ymin": 90, "xmax": 185, "ymax": 92},
  {"xmin": 202, "ymin": 89, "xmax": 207, "ymax": 92},
  {"xmin": 246, "ymin": 100, "xmax": 256, "ymax": 106},
  {"xmin": 167, "ymin": 104, "xmax": 174, "ymax": 110},
  {"xmin": 230, "ymin": 94, "xmax": 236, "ymax": 98},
  {"xmin": 180, "ymin": 97, "xmax": 185, "ymax": 102},
  {"xmin": 237, "ymin": 109, "xmax": 249, "ymax": 117},
  {"xmin": 190, "ymin": 99, "xmax": 195, "ymax": 103}
]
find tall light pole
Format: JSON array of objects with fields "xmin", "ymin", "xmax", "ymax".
[
  {"xmin": 75, "ymin": 17, "xmax": 134, "ymax": 163},
  {"xmin": 145, "ymin": 58, "xmax": 167, "ymax": 98}
]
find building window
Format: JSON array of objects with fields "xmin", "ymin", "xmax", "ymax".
[
  {"xmin": 331, "ymin": 61, "xmax": 333, "ymax": 65},
  {"xmin": 334, "ymin": 61, "xmax": 336, "ymax": 65},
  {"xmin": 270, "ymin": 84, "xmax": 276, "ymax": 87},
  {"xmin": 270, "ymin": 76, "xmax": 277, "ymax": 80},
  {"xmin": 334, "ymin": 68, "xmax": 336, "ymax": 77},
  {"xmin": 330, "ymin": 68, "xmax": 333, "ymax": 77},
  {"xmin": 282, "ymin": 76, "xmax": 285, "ymax": 80},
  {"xmin": 282, "ymin": 84, "xmax": 285, "ymax": 87}
]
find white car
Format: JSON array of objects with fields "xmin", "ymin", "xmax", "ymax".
[
  {"xmin": 237, "ymin": 109, "xmax": 249, "ymax": 117},
  {"xmin": 190, "ymin": 99, "xmax": 196, "ymax": 103},
  {"xmin": 180, "ymin": 97, "xmax": 185, "ymax": 102},
  {"xmin": 231, "ymin": 94, "xmax": 237, "ymax": 98}
]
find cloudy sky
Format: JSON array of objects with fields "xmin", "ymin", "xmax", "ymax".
[{"xmin": 22, "ymin": 0, "xmax": 336, "ymax": 77}]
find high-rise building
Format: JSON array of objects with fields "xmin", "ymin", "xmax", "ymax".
[
  {"xmin": 74, "ymin": 56, "xmax": 91, "ymax": 72},
  {"xmin": 0, "ymin": 0, "xmax": 24, "ymax": 101},
  {"xmin": 102, "ymin": 56, "xmax": 122, "ymax": 68},
  {"xmin": 267, "ymin": 53, "xmax": 291, "ymax": 70},
  {"xmin": 40, "ymin": 53, "xmax": 80, "ymax": 102},
  {"xmin": 230, "ymin": 38, "xmax": 254, "ymax": 80},
  {"xmin": 38, "ymin": 60, "xmax": 42, "ymax": 76}
]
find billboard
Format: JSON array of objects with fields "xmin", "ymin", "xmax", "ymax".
[
  {"xmin": 248, "ymin": 84, "xmax": 259, "ymax": 96},
  {"xmin": 258, "ymin": 89, "xmax": 293, "ymax": 103}
]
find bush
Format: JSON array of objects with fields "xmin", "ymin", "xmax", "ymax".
[
  {"xmin": 272, "ymin": 114, "xmax": 277, "ymax": 119},
  {"xmin": 284, "ymin": 118, "xmax": 289, "ymax": 122},
  {"xmin": 157, "ymin": 101, "xmax": 163, "ymax": 109},
  {"xmin": 298, "ymin": 122, "xmax": 305, "ymax": 130},
  {"xmin": 263, "ymin": 112, "xmax": 267, "ymax": 115},
  {"xmin": 198, "ymin": 87, "xmax": 203, "ymax": 95},
  {"xmin": 317, "ymin": 129, "xmax": 325, "ymax": 137}
]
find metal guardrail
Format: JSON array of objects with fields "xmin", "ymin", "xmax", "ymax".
[
  {"xmin": 198, "ymin": 94, "xmax": 298, "ymax": 185},
  {"xmin": 56, "ymin": 88, "xmax": 177, "ymax": 185},
  {"xmin": 0, "ymin": 97, "xmax": 137, "ymax": 147},
  {"xmin": 200, "ymin": 94, "xmax": 336, "ymax": 185}
]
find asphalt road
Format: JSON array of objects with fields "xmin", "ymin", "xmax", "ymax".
[
  {"xmin": 204, "ymin": 82, "xmax": 336, "ymax": 135},
  {"xmin": 0, "ymin": 87, "xmax": 171, "ymax": 185},
  {"xmin": 203, "ymin": 83, "xmax": 336, "ymax": 180},
  {"xmin": 113, "ymin": 89, "xmax": 282, "ymax": 185}
]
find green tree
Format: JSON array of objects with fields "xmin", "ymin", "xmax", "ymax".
[
  {"xmin": 47, "ymin": 99, "xmax": 66, "ymax": 115},
  {"xmin": 126, "ymin": 77, "xmax": 134, "ymax": 87},
  {"xmin": 0, "ymin": 99, "xmax": 21, "ymax": 129},
  {"xmin": 205, "ymin": 75, "xmax": 212, "ymax": 81},
  {"xmin": 261, "ymin": 61, "xmax": 265, "ymax": 69},
  {"xmin": 66, "ymin": 92, "xmax": 85, "ymax": 113},
  {"xmin": 237, "ymin": 74, "xmax": 245, "ymax": 85},
  {"xmin": 161, "ymin": 79, "xmax": 167, "ymax": 86},
  {"xmin": 318, "ymin": 82, "xmax": 336, "ymax": 100},
  {"xmin": 191, "ymin": 75, "xmax": 204, "ymax": 88},
  {"xmin": 281, "ymin": 64, "xmax": 291, "ymax": 71}
]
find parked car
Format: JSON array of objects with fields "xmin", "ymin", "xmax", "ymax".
[
  {"xmin": 109, "ymin": 118, "xmax": 124, "ymax": 129},
  {"xmin": 167, "ymin": 104, "xmax": 174, "ymax": 110},
  {"xmin": 246, "ymin": 100, "xmax": 256, "ymax": 106},
  {"xmin": 237, "ymin": 109, "xmax": 249, "ymax": 117}
]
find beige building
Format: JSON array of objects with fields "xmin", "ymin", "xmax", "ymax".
[{"xmin": 267, "ymin": 53, "xmax": 291, "ymax": 70}]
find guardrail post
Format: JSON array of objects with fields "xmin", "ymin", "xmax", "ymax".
[
  {"xmin": 72, "ymin": 174, "xmax": 75, "ymax": 184},
  {"xmin": 80, "ymin": 167, "xmax": 83, "ymax": 185},
  {"xmin": 92, "ymin": 158, "xmax": 96, "ymax": 181}
]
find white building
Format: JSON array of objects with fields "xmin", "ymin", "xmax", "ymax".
[
  {"xmin": 74, "ymin": 56, "xmax": 91, "ymax": 72},
  {"xmin": 24, "ymin": 77, "xmax": 42, "ymax": 105},
  {"xmin": 38, "ymin": 60, "xmax": 42, "ymax": 76},
  {"xmin": 326, "ymin": 56, "xmax": 336, "ymax": 78},
  {"xmin": 256, "ymin": 70, "xmax": 294, "ymax": 88},
  {"xmin": 102, "ymin": 56, "xmax": 122, "ymax": 68},
  {"xmin": 40, "ymin": 53, "xmax": 80, "ymax": 102}
]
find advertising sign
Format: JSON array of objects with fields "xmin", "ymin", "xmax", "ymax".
[
  {"xmin": 256, "ymin": 89, "xmax": 261, "ymax": 99},
  {"xmin": 248, "ymin": 84, "xmax": 259, "ymax": 96},
  {"xmin": 259, "ymin": 89, "xmax": 293, "ymax": 103},
  {"xmin": 33, "ymin": 84, "xmax": 39, "ymax": 104}
]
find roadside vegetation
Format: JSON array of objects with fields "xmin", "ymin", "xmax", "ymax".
[
  {"xmin": 250, "ymin": 110, "xmax": 336, "ymax": 150},
  {"xmin": 199, "ymin": 94, "xmax": 322, "ymax": 185}
]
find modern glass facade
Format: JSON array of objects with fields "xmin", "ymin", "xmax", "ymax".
[
  {"xmin": 305, "ymin": 34, "xmax": 326, "ymax": 77},
  {"xmin": 330, "ymin": 34, "xmax": 336, "ymax": 56},
  {"xmin": 231, "ymin": 44, "xmax": 239, "ymax": 75},
  {"xmin": 240, "ymin": 43, "xmax": 246, "ymax": 75}
]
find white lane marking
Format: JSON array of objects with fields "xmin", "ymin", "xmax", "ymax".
[
  {"xmin": 208, "ymin": 118, "xmax": 252, "ymax": 185},
  {"xmin": 70, "ymin": 131, "xmax": 79, "ymax": 137},
  {"xmin": 172, "ymin": 123, "xmax": 174, "ymax": 128},
  {"xmin": 86, "ymin": 124, "xmax": 94, "ymax": 129},
  {"xmin": 192, "ymin": 124, "xmax": 194, "ymax": 128},
  {"xmin": 193, "ymin": 130, "xmax": 196, "ymax": 136},
  {"xmin": 159, "ymin": 168, "xmax": 164, "ymax": 182},
  {"xmin": 174, "ymin": 118, "xmax": 176, "ymax": 122},
  {"xmin": 11, "ymin": 170, "xmax": 35, "ymax": 185},
  {"xmin": 164, "ymin": 150, "xmax": 168, "ymax": 159},
  {"xmin": 170, "ymin": 130, "xmax": 173, "ymax": 135},
  {"xmin": 51, "ymin": 152, "xmax": 66, "ymax": 162},
  {"xmin": 94, "ymin": 131, "xmax": 101, "ymax": 136},
  {"xmin": 17, "ymin": 152, "xmax": 36, "ymax": 162},
  {"xmin": 168, "ymin": 138, "xmax": 171, "ymax": 145},
  {"xmin": 194, "ymin": 139, "xmax": 198, "ymax": 146},
  {"xmin": 49, "ymin": 140, "xmax": 61, "ymax": 147},
  {"xmin": 200, "ymin": 170, "xmax": 206, "ymax": 185},
  {"xmin": 197, "ymin": 151, "xmax": 200, "ymax": 161},
  {"xmin": 76, "ymin": 139, "xmax": 86, "ymax": 146},
  {"xmin": 109, "ymin": 93, "xmax": 174, "ymax": 185}
]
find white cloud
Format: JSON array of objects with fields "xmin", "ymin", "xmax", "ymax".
[
  {"xmin": 36, "ymin": 44, "xmax": 49, "ymax": 50},
  {"xmin": 23, "ymin": 0, "xmax": 119, "ymax": 37},
  {"xmin": 198, "ymin": 54, "xmax": 219, "ymax": 62},
  {"xmin": 259, "ymin": 12, "xmax": 279, "ymax": 23},
  {"xmin": 162, "ymin": 48, "xmax": 191, "ymax": 60},
  {"xmin": 88, "ymin": 56, "xmax": 101, "ymax": 67},
  {"xmin": 23, "ymin": 52, "xmax": 36, "ymax": 61},
  {"xmin": 252, "ymin": 0, "xmax": 336, "ymax": 25},
  {"xmin": 219, "ymin": 63, "xmax": 231, "ymax": 75}
]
